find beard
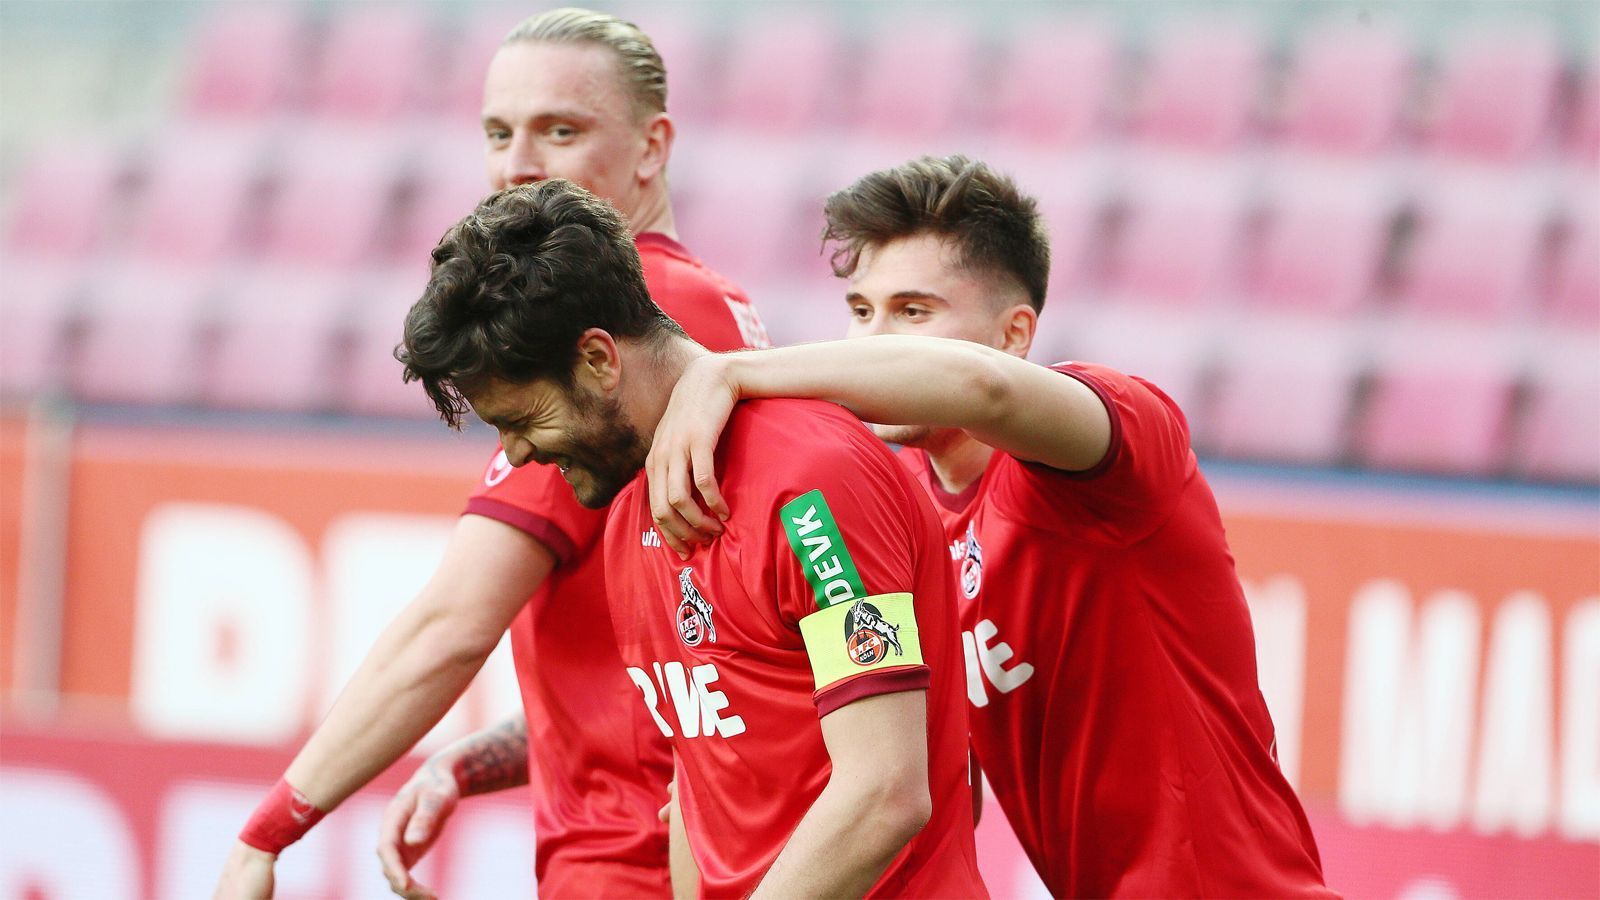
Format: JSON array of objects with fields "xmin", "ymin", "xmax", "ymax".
[{"xmin": 561, "ymin": 387, "xmax": 649, "ymax": 509}]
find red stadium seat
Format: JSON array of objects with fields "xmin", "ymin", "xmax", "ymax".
[
  {"xmin": 256, "ymin": 128, "xmax": 409, "ymax": 269},
  {"xmin": 205, "ymin": 270, "xmax": 352, "ymax": 411},
  {"xmin": 3, "ymin": 140, "xmax": 126, "ymax": 258},
  {"xmin": 620, "ymin": 9, "xmax": 717, "ymax": 124},
  {"xmin": 1281, "ymin": 19, "xmax": 1412, "ymax": 157},
  {"xmin": 342, "ymin": 273, "xmax": 435, "ymax": 419},
  {"xmin": 1206, "ymin": 315, "xmax": 1361, "ymax": 465},
  {"xmin": 180, "ymin": 4, "xmax": 306, "ymax": 119},
  {"xmin": 1357, "ymin": 321, "xmax": 1519, "ymax": 476},
  {"xmin": 308, "ymin": 5, "xmax": 436, "ymax": 121},
  {"xmin": 719, "ymin": 10, "xmax": 841, "ymax": 133},
  {"xmin": 1247, "ymin": 161, "xmax": 1397, "ymax": 316},
  {"xmin": 1516, "ymin": 336, "xmax": 1600, "ymax": 483},
  {"xmin": 72, "ymin": 264, "xmax": 214, "ymax": 405},
  {"xmin": 674, "ymin": 137, "xmax": 819, "ymax": 285},
  {"xmin": 125, "ymin": 127, "xmax": 264, "ymax": 266},
  {"xmin": 1050, "ymin": 305, "xmax": 1218, "ymax": 423},
  {"xmin": 1134, "ymin": 18, "xmax": 1265, "ymax": 151},
  {"xmin": 1428, "ymin": 23, "xmax": 1561, "ymax": 163},
  {"xmin": 852, "ymin": 16, "xmax": 980, "ymax": 138},
  {"xmin": 991, "ymin": 16, "xmax": 1119, "ymax": 147},
  {"xmin": 1546, "ymin": 192, "xmax": 1600, "ymax": 328},
  {"xmin": 438, "ymin": 12, "xmax": 519, "ymax": 124},
  {"xmin": 1107, "ymin": 158, "xmax": 1249, "ymax": 307},
  {"xmin": 1397, "ymin": 172, "xmax": 1548, "ymax": 321},
  {"xmin": 0, "ymin": 261, "xmax": 81, "ymax": 397},
  {"xmin": 393, "ymin": 135, "xmax": 491, "ymax": 276}
]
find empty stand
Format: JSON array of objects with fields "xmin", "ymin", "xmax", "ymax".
[
  {"xmin": 1206, "ymin": 315, "xmax": 1361, "ymax": 465},
  {"xmin": 308, "ymin": 4, "xmax": 437, "ymax": 120},
  {"xmin": 621, "ymin": 10, "xmax": 717, "ymax": 124},
  {"xmin": 1515, "ymin": 335, "xmax": 1600, "ymax": 483},
  {"xmin": 180, "ymin": 4, "xmax": 306, "ymax": 119},
  {"xmin": 341, "ymin": 274, "xmax": 435, "ymax": 418},
  {"xmin": 3, "ymin": 141, "xmax": 125, "ymax": 259},
  {"xmin": 204, "ymin": 271, "xmax": 352, "ymax": 411},
  {"xmin": 0, "ymin": 261, "xmax": 81, "ymax": 397},
  {"xmin": 71, "ymin": 265, "xmax": 213, "ymax": 405},
  {"xmin": 992, "ymin": 17, "xmax": 1119, "ymax": 147},
  {"xmin": 1571, "ymin": 63, "xmax": 1600, "ymax": 166},
  {"xmin": 1048, "ymin": 304, "xmax": 1218, "ymax": 423},
  {"xmin": 1428, "ymin": 23, "xmax": 1561, "ymax": 163},
  {"xmin": 1106, "ymin": 158, "xmax": 1250, "ymax": 307},
  {"xmin": 1134, "ymin": 18, "xmax": 1264, "ymax": 150},
  {"xmin": 393, "ymin": 135, "xmax": 491, "ymax": 275},
  {"xmin": 255, "ymin": 128, "xmax": 409, "ymax": 269},
  {"xmin": 1247, "ymin": 162, "xmax": 1397, "ymax": 316},
  {"xmin": 719, "ymin": 10, "xmax": 841, "ymax": 133},
  {"xmin": 1281, "ymin": 19, "xmax": 1412, "ymax": 156},
  {"xmin": 125, "ymin": 127, "xmax": 264, "ymax": 266},
  {"xmin": 1397, "ymin": 172, "xmax": 1549, "ymax": 320},
  {"xmin": 674, "ymin": 136, "xmax": 820, "ymax": 286},
  {"xmin": 438, "ymin": 11, "xmax": 520, "ymax": 124},
  {"xmin": 851, "ymin": 16, "xmax": 979, "ymax": 138},
  {"xmin": 1546, "ymin": 193, "xmax": 1600, "ymax": 327}
]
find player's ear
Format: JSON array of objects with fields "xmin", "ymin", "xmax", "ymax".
[
  {"xmin": 574, "ymin": 328, "xmax": 623, "ymax": 392},
  {"xmin": 998, "ymin": 303, "xmax": 1037, "ymax": 358},
  {"xmin": 636, "ymin": 113, "xmax": 674, "ymax": 184}
]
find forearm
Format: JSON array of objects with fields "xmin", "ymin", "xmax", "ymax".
[
  {"xmin": 439, "ymin": 714, "xmax": 530, "ymax": 796},
  {"xmin": 725, "ymin": 336, "xmax": 1009, "ymax": 432},
  {"xmin": 285, "ymin": 607, "xmax": 495, "ymax": 809},
  {"xmin": 751, "ymin": 777, "xmax": 924, "ymax": 899}
]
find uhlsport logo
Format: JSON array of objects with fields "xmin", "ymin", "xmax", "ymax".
[
  {"xmin": 960, "ymin": 522, "xmax": 984, "ymax": 599},
  {"xmin": 676, "ymin": 567, "xmax": 717, "ymax": 648},
  {"xmin": 844, "ymin": 599, "xmax": 904, "ymax": 666}
]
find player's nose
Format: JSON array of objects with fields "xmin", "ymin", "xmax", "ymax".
[{"xmin": 502, "ymin": 134, "xmax": 547, "ymax": 187}]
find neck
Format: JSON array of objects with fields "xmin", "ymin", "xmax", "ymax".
[
  {"xmin": 923, "ymin": 430, "xmax": 995, "ymax": 496},
  {"xmin": 628, "ymin": 183, "xmax": 677, "ymax": 240},
  {"xmin": 622, "ymin": 333, "xmax": 704, "ymax": 449}
]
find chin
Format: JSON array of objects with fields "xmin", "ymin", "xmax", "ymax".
[{"xmin": 571, "ymin": 468, "xmax": 630, "ymax": 509}]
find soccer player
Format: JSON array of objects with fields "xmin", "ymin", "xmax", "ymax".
[
  {"xmin": 646, "ymin": 156, "xmax": 1337, "ymax": 898},
  {"xmin": 398, "ymin": 179, "xmax": 988, "ymax": 898},
  {"xmin": 213, "ymin": 10, "xmax": 767, "ymax": 900}
]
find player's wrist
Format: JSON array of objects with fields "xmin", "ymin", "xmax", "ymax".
[{"xmin": 238, "ymin": 778, "xmax": 327, "ymax": 855}]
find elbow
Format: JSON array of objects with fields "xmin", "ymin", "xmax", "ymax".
[
  {"xmin": 416, "ymin": 607, "xmax": 502, "ymax": 675},
  {"xmin": 863, "ymin": 774, "xmax": 932, "ymax": 848},
  {"xmin": 963, "ymin": 353, "xmax": 1016, "ymax": 432}
]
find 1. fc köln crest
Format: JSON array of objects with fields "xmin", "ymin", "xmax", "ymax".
[
  {"xmin": 676, "ymin": 567, "xmax": 717, "ymax": 647},
  {"xmin": 960, "ymin": 522, "xmax": 984, "ymax": 599}
]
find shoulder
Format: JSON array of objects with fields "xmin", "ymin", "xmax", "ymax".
[
  {"xmin": 721, "ymin": 400, "xmax": 909, "ymax": 505},
  {"xmin": 636, "ymin": 233, "xmax": 757, "ymax": 351}
]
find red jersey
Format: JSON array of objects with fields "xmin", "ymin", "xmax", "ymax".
[
  {"xmin": 605, "ymin": 399, "xmax": 986, "ymax": 900},
  {"xmin": 902, "ymin": 363, "xmax": 1332, "ymax": 898},
  {"xmin": 464, "ymin": 233, "xmax": 767, "ymax": 897}
]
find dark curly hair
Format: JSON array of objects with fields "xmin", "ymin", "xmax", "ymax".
[
  {"xmin": 397, "ymin": 179, "xmax": 682, "ymax": 427},
  {"xmin": 822, "ymin": 155, "xmax": 1050, "ymax": 311}
]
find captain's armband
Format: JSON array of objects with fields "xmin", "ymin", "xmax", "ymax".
[{"xmin": 799, "ymin": 592, "xmax": 924, "ymax": 692}]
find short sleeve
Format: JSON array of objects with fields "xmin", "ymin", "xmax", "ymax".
[
  {"xmin": 463, "ymin": 447, "xmax": 609, "ymax": 566},
  {"xmin": 761, "ymin": 441, "xmax": 931, "ymax": 716},
  {"xmin": 988, "ymin": 363, "xmax": 1196, "ymax": 546}
]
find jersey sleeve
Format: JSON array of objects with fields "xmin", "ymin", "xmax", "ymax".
[
  {"xmin": 989, "ymin": 362, "xmax": 1195, "ymax": 546},
  {"xmin": 762, "ymin": 441, "xmax": 931, "ymax": 717},
  {"xmin": 462, "ymin": 447, "xmax": 608, "ymax": 566}
]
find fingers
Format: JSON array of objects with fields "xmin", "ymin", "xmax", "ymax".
[
  {"xmin": 690, "ymin": 443, "xmax": 729, "ymax": 522},
  {"xmin": 404, "ymin": 792, "xmax": 449, "ymax": 847},
  {"xmin": 377, "ymin": 791, "xmax": 418, "ymax": 895},
  {"xmin": 648, "ymin": 446, "xmax": 720, "ymax": 560}
]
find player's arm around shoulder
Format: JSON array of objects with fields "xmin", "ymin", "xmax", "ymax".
[{"xmin": 752, "ymin": 690, "xmax": 932, "ymax": 899}]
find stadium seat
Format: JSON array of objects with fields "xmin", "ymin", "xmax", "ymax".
[
  {"xmin": 1356, "ymin": 320, "xmax": 1520, "ymax": 476},
  {"xmin": 308, "ymin": 5, "xmax": 437, "ymax": 121},
  {"xmin": 1134, "ymin": 18, "xmax": 1265, "ymax": 151},
  {"xmin": 0, "ymin": 261, "xmax": 81, "ymax": 397},
  {"xmin": 437, "ymin": 11, "xmax": 520, "ymax": 124},
  {"xmin": 1106, "ymin": 158, "xmax": 1249, "ymax": 307},
  {"xmin": 125, "ymin": 127, "xmax": 264, "ymax": 266},
  {"xmin": 72, "ymin": 264, "xmax": 214, "ymax": 405},
  {"xmin": 1397, "ymin": 172, "xmax": 1549, "ymax": 321},
  {"xmin": 204, "ymin": 270, "xmax": 351, "ymax": 411},
  {"xmin": 1206, "ymin": 315, "xmax": 1361, "ymax": 465},
  {"xmin": 1247, "ymin": 161, "xmax": 1397, "ymax": 316},
  {"xmin": 2, "ymin": 140, "xmax": 126, "ymax": 259},
  {"xmin": 1280, "ymin": 19, "xmax": 1412, "ymax": 157},
  {"xmin": 851, "ymin": 16, "xmax": 980, "ymax": 138},
  {"xmin": 1515, "ymin": 335, "xmax": 1600, "ymax": 483},
  {"xmin": 619, "ymin": 9, "xmax": 717, "ymax": 124},
  {"xmin": 1428, "ymin": 23, "xmax": 1561, "ymax": 163},
  {"xmin": 1047, "ymin": 304, "xmax": 1218, "ymax": 425},
  {"xmin": 255, "ymin": 128, "xmax": 409, "ymax": 269},
  {"xmin": 990, "ymin": 16, "xmax": 1119, "ymax": 146},
  {"xmin": 1570, "ymin": 64, "xmax": 1600, "ymax": 166},
  {"xmin": 393, "ymin": 135, "xmax": 491, "ymax": 275},
  {"xmin": 674, "ymin": 136, "xmax": 819, "ymax": 285},
  {"xmin": 719, "ymin": 10, "xmax": 841, "ymax": 133},
  {"xmin": 179, "ymin": 4, "xmax": 306, "ymax": 119},
  {"xmin": 341, "ymin": 273, "xmax": 436, "ymax": 419},
  {"xmin": 1546, "ymin": 192, "xmax": 1600, "ymax": 327}
]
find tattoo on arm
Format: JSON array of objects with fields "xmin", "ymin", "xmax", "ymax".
[{"xmin": 449, "ymin": 717, "xmax": 530, "ymax": 797}]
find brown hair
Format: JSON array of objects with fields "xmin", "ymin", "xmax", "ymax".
[
  {"xmin": 397, "ymin": 179, "xmax": 681, "ymax": 427},
  {"xmin": 503, "ymin": 7, "xmax": 667, "ymax": 120},
  {"xmin": 823, "ymin": 155, "xmax": 1050, "ymax": 310}
]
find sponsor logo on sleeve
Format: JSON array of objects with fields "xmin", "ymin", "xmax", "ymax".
[
  {"xmin": 676, "ymin": 567, "xmax": 717, "ymax": 647},
  {"xmin": 779, "ymin": 489, "xmax": 866, "ymax": 610}
]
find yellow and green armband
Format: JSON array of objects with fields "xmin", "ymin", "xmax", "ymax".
[{"xmin": 799, "ymin": 591, "xmax": 924, "ymax": 691}]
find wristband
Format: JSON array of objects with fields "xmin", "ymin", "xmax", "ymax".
[{"xmin": 238, "ymin": 778, "xmax": 326, "ymax": 855}]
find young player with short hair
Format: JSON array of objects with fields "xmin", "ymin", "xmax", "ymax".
[
  {"xmin": 398, "ymin": 178, "xmax": 987, "ymax": 899},
  {"xmin": 647, "ymin": 155, "xmax": 1337, "ymax": 898}
]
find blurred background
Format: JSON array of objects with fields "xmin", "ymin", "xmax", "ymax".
[{"xmin": 0, "ymin": 0, "xmax": 1595, "ymax": 896}]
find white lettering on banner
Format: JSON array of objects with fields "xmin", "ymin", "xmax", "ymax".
[
  {"xmin": 627, "ymin": 662, "xmax": 746, "ymax": 739},
  {"xmin": 1339, "ymin": 581, "xmax": 1480, "ymax": 830},
  {"xmin": 1242, "ymin": 575, "xmax": 1308, "ymax": 788},
  {"xmin": 1472, "ymin": 591, "xmax": 1553, "ymax": 837},
  {"xmin": 132, "ymin": 503, "xmax": 316, "ymax": 742},
  {"xmin": 0, "ymin": 769, "xmax": 141, "ymax": 897},
  {"xmin": 963, "ymin": 618, "xmax": 1035, "ymax": 708},
  {"xmin": 1560, "ymin": 598, "xmax": 1600, "ymax": 840}
]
